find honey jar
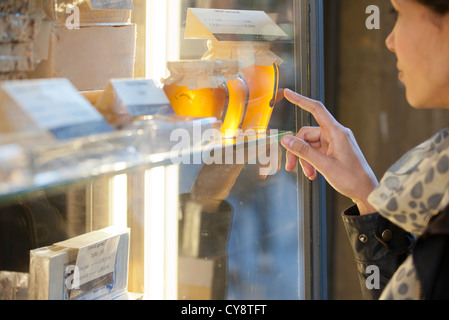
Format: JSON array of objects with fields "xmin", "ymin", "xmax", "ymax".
[
  {"xmin": 162, "ymin": 60, "xmax": 249, "ymax": 138},
  {"xmin": 202, "ymin": 39, "xmax": 282, "ymax": 133},
  {"xmin": 162, "ymin": 60, "xmax": 227, "ymax": 122}
]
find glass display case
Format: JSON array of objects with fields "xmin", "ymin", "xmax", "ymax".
[{"xmin": 0, "ymin": 0, "xmax": 326, "ymax": 300}]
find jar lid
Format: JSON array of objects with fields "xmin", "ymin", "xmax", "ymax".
[
  {"xmin": 166, "ymin": 60, "xmax": 222, "ymax": 75},
  {"xmin": 163, "ymin": 60, "xmax": 227, "ymax": 89},
  {"xmin": 216, "ymin": 59, "xmax": 244, "ymax": 74}
]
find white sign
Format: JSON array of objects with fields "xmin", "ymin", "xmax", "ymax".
[
  {"xmin": 1, "ymin": 78, "xmax": 112, "ymax": 139},
  {"xmin": 56, "ymin": 229, "xmax": 121, "ymax": 287},
  {"xmin": 3, "ymin": 79, "xmax": 104, "ymax": 129},
  {"xmin": 107, "ymin": 78, "xmax": 173, "ymax": 117},
  {"xmin": 185, "ymin": 8, "xmax": 289, "ymax": 41}
]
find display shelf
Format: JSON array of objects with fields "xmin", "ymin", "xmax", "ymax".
[
  {"xmin": 0, "ymin": 0, "xmax": 328, "ymax": 301},
  {"xmin": 0, "ymin": 120, "xmax": 291, "ymax": 205}
]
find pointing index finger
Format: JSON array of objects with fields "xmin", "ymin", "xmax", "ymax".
[{"xmin": 284, "ymin": 89, "xmax": 339, "ymax": 129}]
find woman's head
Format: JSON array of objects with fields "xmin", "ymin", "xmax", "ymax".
[{"xmin": 386, "ymin": 0, "xmax": 449, "ymax": 109}]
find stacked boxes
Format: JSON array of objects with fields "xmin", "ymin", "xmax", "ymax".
[
  {"xmin": 0, "ymin": 1, "xmax": 38, "ymax": 80},
  {"xmin": 29, "ymin": 0, "xmax": 136, "ymax": 91},
  {"xmin": 0, "ymin": 271, "xmax": 29, "ymax": 300},
  {"xmin": 35, "ymin": 0, "xmax": 132, "ymax": 26},
  {"xmin": 0, "ymin": 1, "xmax": 30, "ymax": 15},
  {"xmin": 31, "ymin": 24, "xmax": 136, "ymax": 91},
  {"xmin": 29, "ymin": 227, "xmax": 130, "ymax": 300}
]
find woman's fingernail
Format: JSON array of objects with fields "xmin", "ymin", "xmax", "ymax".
[
  {"xmin": 282, "ymin": 136, "xmax": 295, "ymax": 149},
  {"xmin": 303, "ymin": 167, "xmax": 309, "ymax": 178}
]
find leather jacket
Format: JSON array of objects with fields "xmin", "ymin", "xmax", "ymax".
[{"xmin": 342, "ymin": 204, "xmax": 449, "ymax": 300}]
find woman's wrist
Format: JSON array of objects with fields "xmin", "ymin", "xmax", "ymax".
[
  {"xmin": 353, "ymin": 199, "xmax": 377, "ymax": 216},
  {"xmin": 352, "ymin": 176, "xmax": 379, "ymax": 215}
]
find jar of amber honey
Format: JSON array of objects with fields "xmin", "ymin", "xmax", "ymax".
[
  {"xmin": 202, "ymin": 39, "xmax": 282, "ymax": 133},
  {"xmin": 162, "ymin": 59, "xmax": 249, "ymax": 138},
  {"xmin": 162, "ymin": 60, "xmax": 227, "ymax": 121}
]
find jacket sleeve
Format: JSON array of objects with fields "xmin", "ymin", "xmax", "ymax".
[{"xmin": 341, "ymin": 205, "xmax": 415, "ymax": 300}]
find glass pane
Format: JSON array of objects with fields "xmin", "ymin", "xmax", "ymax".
[
  {"xmin": 0, "ymin": 0, "xmax": 318, "ymax": 301},
  {"xmin": 174, "ymin": 0, "xmax": 302, "ymax": 300}
]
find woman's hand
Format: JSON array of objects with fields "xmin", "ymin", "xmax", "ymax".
[{"xmin": 281, "ymin": 89, "xmax": 379, "ymax": 215}]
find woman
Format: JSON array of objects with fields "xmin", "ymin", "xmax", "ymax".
[{"xmin": 281, "ymin": 0, "xmax": 449, "ymax": 299}]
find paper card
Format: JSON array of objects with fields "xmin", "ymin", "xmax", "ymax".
[
  {"xmin": 61, "ymin": 234, "xmax": 120, "ymax": 288},
  {"xmin": 1, "ymin": 78, "xmax": 113, "ymax": 140},
  {"xmin": 88, "ymin": 0, "xmax": 133, "ymax": 10},
  {"xmin": 55, "ymin": 227, "xmax": 129, "ymax": 288},
  {"xmin": 108, "ymin": 78, "xmax": 173, "ymax": 117},
  {"xmin": 185, "ymin": 8, "xmax": 289, "ymax": 41}
]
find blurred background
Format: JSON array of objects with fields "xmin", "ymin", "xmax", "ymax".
[
  {"xmin": 323, "ymin": 0, "xmax": 449, "ymax": 299},
  {"xmin": 3, "ymin": 0, "xmax": 449, "ymax": 300},
  {"xmin": 184, "ymin": 0, "xmax": 449, "ymax": 299}
]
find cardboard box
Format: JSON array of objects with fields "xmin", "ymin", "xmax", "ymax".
[
  {"xmin": 0, "ymin": 42, "xmax": 34, "ymax": 73},
  {"xmin": 29, "ymin": 226, "xmax": 130, "ymax": 300},
  {"xmin": 30, "ymin": 24, "xmax": 136, "ymax": 91},
  {"xmin": 0, "ymin": 0, "xmax": 30, "ymax": 15},
  {"xmin": 0, "ymin": 14, "xmax": 37, "ymax": 43},
  {"xmin": 0, "ymin": 271, "xmax": 29, "ymax": 300}
]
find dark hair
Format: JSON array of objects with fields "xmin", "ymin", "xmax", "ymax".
[{"xmin": 417, "ymin": 0, "xmax": 449, "ymax": 14}]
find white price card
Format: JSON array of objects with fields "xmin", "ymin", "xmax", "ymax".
[
  {"xmin": 185, "ymin": 8, "xmax": 289, "ymax": 41},
  {"xmin": 88, "ymin": 0, "xmax": 133, "ymax": 10},
  {"xmin": 108, "ymin": 78, "xmax": 173, "ymax": 117},
  {"xmin": 56, "ymin": 229, "xmax": 122, "ymax": 288},
  {"xmin": 1, "ymin": 78, "xmax": 113, "ymax": 140}
]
